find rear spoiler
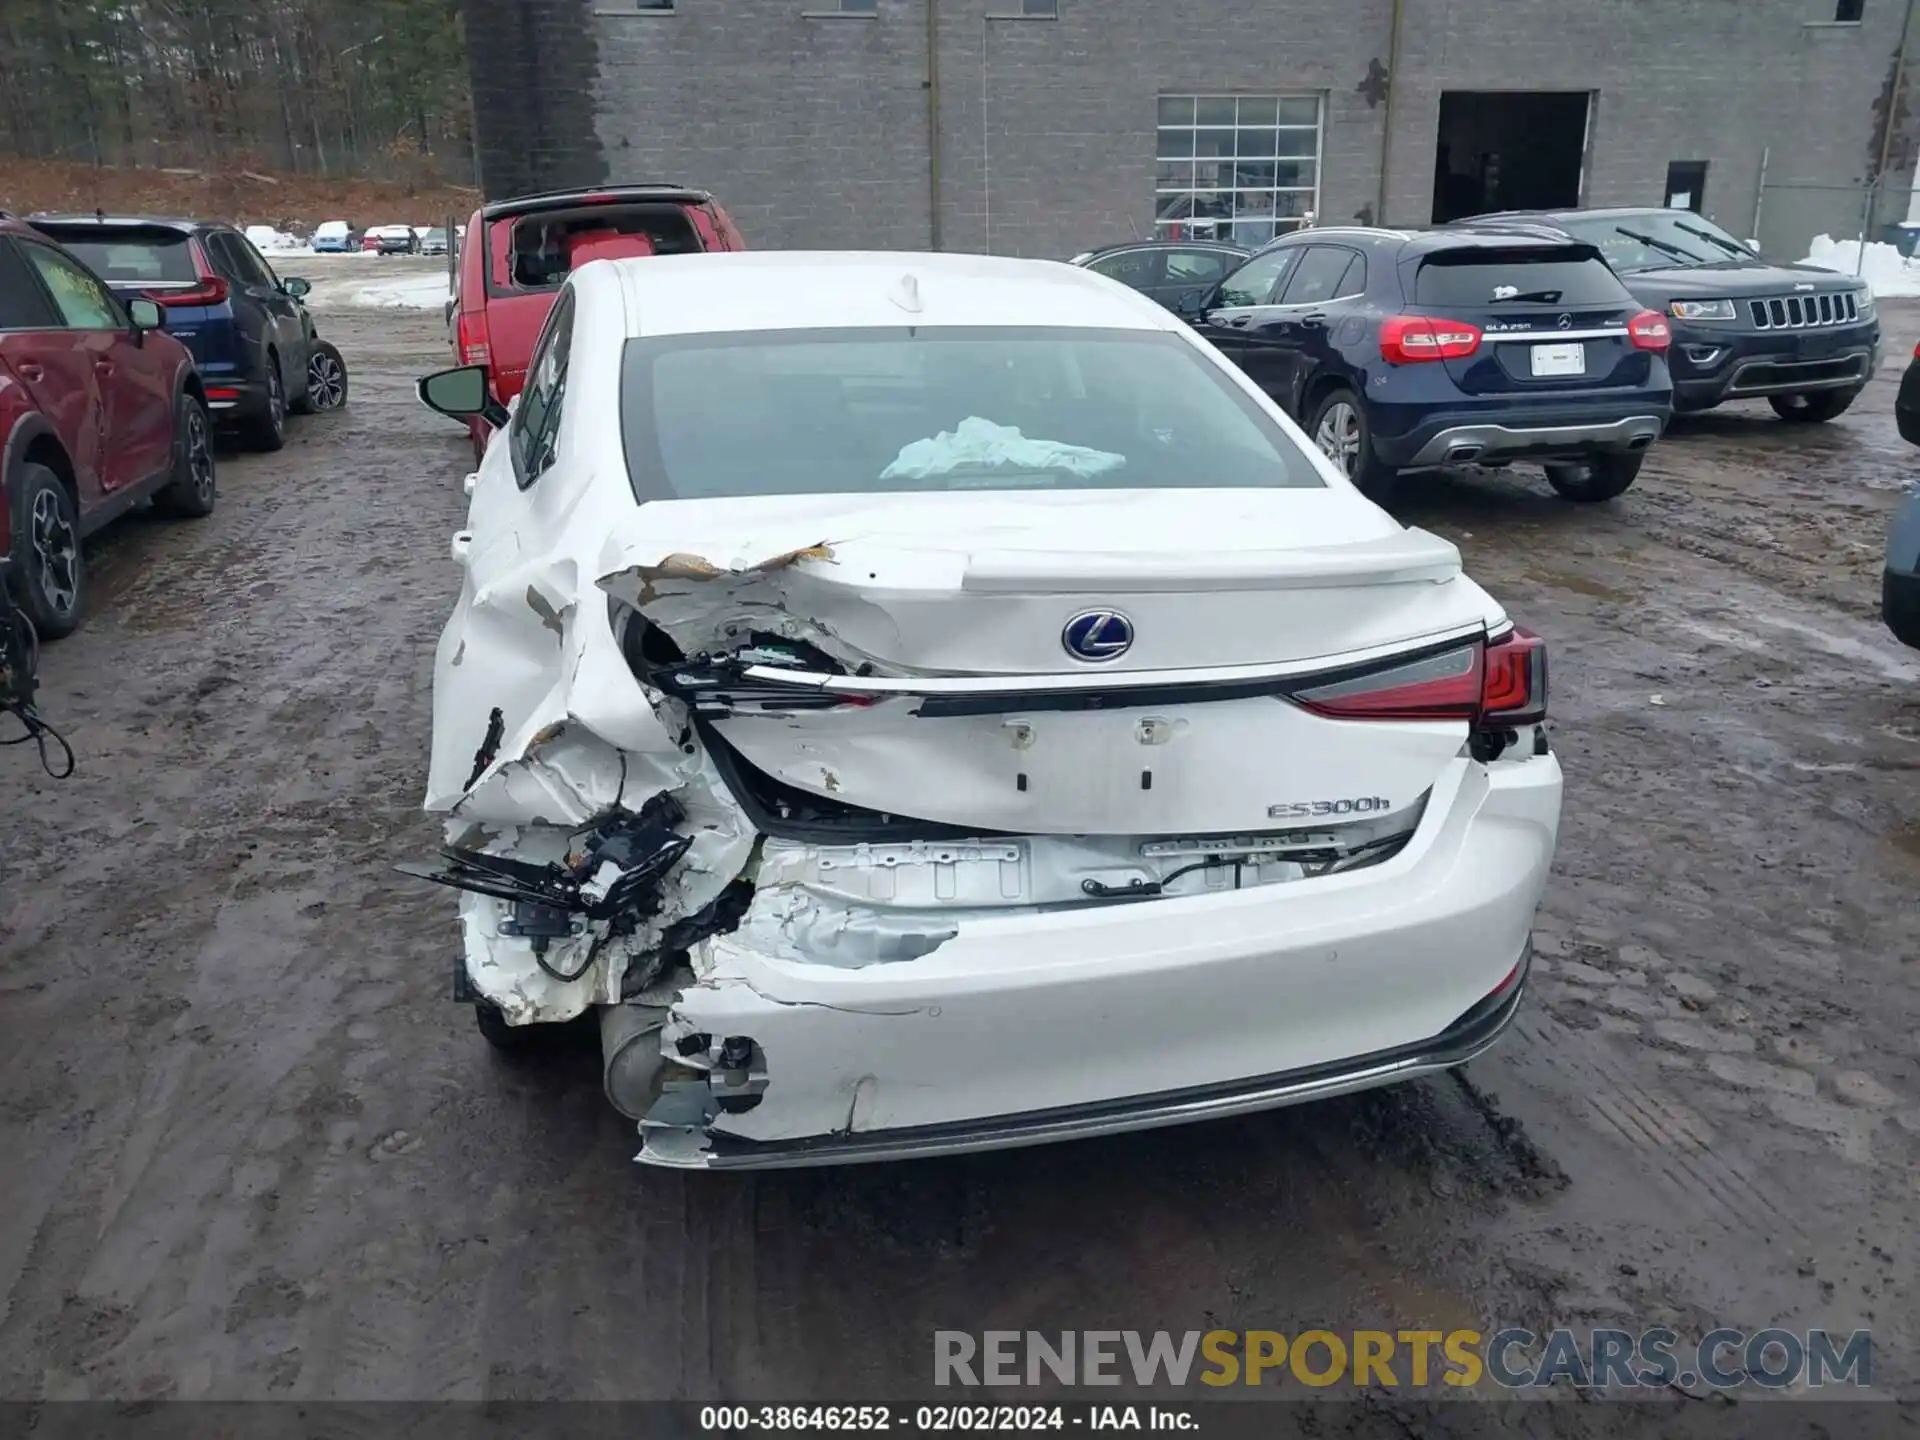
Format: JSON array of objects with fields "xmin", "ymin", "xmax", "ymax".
[{"xmin": 481, "ymin": 184, "xmax": 710, "ymax": 221}]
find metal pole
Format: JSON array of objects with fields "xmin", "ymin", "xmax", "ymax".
[
  {"xmin": 981, "ymin": 20, "xmax": 991, "ymax": 253},
  {"xmin": 1858, "ymin": 180, "xmax": 1874, "ymax": 276},
  {"xmin": 1751, "ymin": 144, "xmax": 1769, "ymax": 245},
  {"xmin": 926, "ymin": 0, "xmax": 942, "ymax": 251},
  {"xmin": 1375, "ymin": 0, "xmax": 1405, "ymax": 224}
]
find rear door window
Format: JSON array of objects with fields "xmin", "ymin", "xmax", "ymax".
[
  {"xmin": 39, "ymin": 228, "xmax": 197, "ymax": 286},
  {"xmin": 1164, "ymin": 249, "xmax": 1238, "ymax": 285},
  {"xmin": 1086, "ymin": 249, "xmax": 1162, "ymax": 287},
  {"xmin": 1412, "ymin": 247, "xmax": 1629, "ymax": 308},
  {"xmin": 210, "ymin": 231, "xmax": 277, "ymax": 287},
  {"xmin": 1280, "ymin": 246, "xmax": 1363, "ymax": 304},
  {"xmin": 0, "ymin": 241, "xmax": 60, "ymax": 329}
]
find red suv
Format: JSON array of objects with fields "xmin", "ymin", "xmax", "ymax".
[
  {"xmin": 0, "ymin": 214, "xmax": 215, "ymax": 640},
  {"xmin": 447, "ymin": 184, "xmax": 745, "ymax": 458}
]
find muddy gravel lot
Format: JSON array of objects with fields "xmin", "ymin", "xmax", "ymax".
[{"xmin": 0, "ymin": 258, "xmax": 1915, "ymax": 1422}]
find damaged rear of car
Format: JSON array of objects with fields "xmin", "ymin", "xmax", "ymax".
[{"xmin": 410, "ymin": 250, "xmax": 1564, "ymax": 1170}]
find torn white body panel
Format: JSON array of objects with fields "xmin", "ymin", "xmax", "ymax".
[
  {"xmin": 641, "ymin": 755, "xmax": 1560, "ymax": 1167},
  {"xmin": 594, "ymin": 489, "xmax": 1495, "ymax": 677},
  {"xmin": 414, "ymin": 252, "xmax": 1563, "ymax": 1165}
]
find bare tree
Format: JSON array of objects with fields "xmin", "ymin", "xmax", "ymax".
[{"xmin": 0, "ymin": 0, "xmax": 475, "ymax": 184}]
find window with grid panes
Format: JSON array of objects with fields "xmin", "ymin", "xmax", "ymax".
[{"xmin": 1155, "ymin": 95, "xmax": 1322, "ymax": 247}]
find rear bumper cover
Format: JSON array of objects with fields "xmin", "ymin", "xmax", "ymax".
[
  {"xmin": 202, "ymin": 377, "xmax": 271, "ymax": 421},
  {"xmin": 634, "ymin": 753, "xmax": 1562, "ymax": 1170},
  {"xmin": 1394, "ymin": 413, "xmax": 1665, "ymax": 469},
  {"xmin": 644, "ymin": 945, "xmax": 1531, "ymax": 1170}
]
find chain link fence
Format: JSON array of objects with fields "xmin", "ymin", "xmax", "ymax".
[{"xmin": 1753, "ymin": 177, "xmax": 1912, "ymax": 274}]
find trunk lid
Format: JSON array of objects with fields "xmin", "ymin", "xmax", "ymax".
[
  {"xmin": 1405, "ymin": 243, "xmax": 1651, "ymax": 396},
  {"xmin": 599, "ymin": 490, "xmax": 1500, "ymax": 838}
]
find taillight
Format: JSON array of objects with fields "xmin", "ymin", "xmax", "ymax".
[
  {"xmin": 1292, "ymin": 644, "xmax": 1484, "ymax": 722},
  {"xmin": 146, "ymin": 277, "xmax": 228, "ymax": 308},
  {"xmin": 1628, "ymin": 310, "xmax": 1672, "ymax": 352},
  {"xmin": 149, "ymin": 240, "xmax": 230, "ymax": 308},
  {"xmin": 1380, "ymin": 315, "xmax": 1482, "ymax": 364},
  {"xmin": 455, "ymin": 311, "xmax": 491, "ymax": 366},
  {"xmin": 1911, "ymin": 339, "xmax": 1919, "ymax": 359},
  {"xmin": 1481, "ymin": 627, "xmax": 1548, "ymax": 725},
  {"xmin": 1290, "ymin": 630, "xmax": 1549, "ymax": 727}
]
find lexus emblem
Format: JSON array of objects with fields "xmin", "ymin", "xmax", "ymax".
[{"xmin": 1062, "ymin": 610, "xmax": 1134, "ymax": 662}]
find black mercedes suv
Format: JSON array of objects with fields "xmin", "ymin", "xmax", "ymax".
[{"xmin": 1450, "ymin": 208, "xmax": 1878, "ymax": 423}]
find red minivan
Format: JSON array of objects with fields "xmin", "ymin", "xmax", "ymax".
[{"xmin": 447, "ymin": 184, "xmax": 746, "ymax": 459}]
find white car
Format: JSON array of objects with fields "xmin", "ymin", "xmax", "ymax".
[{"xmin": 411, "ymin": 250, "xmax": 1563, "ymax": 1170}]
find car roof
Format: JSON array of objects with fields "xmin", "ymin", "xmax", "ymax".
[
  {"xmin": 1265, "ymin": 226, "xmax": 1598, "ymax": 258},
  {"xmin": 605, "ymin": 250, "xmax": 1180, "ymax": 339},
  {"xmin": 1078, "ymin": 238, "xmax": 1248, "ymax": 256},
  {"xmin": 29, "ymin": 213, "xmax": 207, "ymax": 232},
  {"xmin": 482, "ymin": 183, "xmax": 711, "ymax": 222},
  {"xmin": 1449, "ymin": 207, "xmax": 1697, "ymax": 227}
]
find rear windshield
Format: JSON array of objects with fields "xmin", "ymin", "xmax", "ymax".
[
  {"xmin": 1412, "ymin": 246, "xmax": 1627, "ymax": 308},
  {"xmin": 40, "ymin": 229, "xmax": 196, "ymax": 284},
  {"xmin": 487, "ymin": 204, "xmax": 704, "ymax": 294},
  {"xmin": 620, "ymin": 326, "xmax": 1319, "ymax": 501}
]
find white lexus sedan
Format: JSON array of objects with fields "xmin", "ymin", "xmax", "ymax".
[{"xmin": 410, "ymin": 250, "xmax": 1563, "ymax": 1170}]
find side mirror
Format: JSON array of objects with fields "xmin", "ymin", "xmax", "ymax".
[
  {"xmin": 1746, "ymin": 238, "xmax": 1763, "ymax": 254},
  {"xmin": 1173, "ymin": 290, "xmax": 1206, "ymax": 319},
  {"xmin": 282, "ymin": 276, "xmax": 312, "ymax": 299},
  {"xmin": 127, "ymin": 298, "xmax": 164, "ymax": 333},
  {"xmin": 417, "ymin": 364, "xmax": 510, "ymax": 427}
]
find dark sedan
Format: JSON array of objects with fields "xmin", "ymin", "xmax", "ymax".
[
  {"xmin": 1451, "ymin": 208, "xmax": 1878, "ymax": 423},
  {"xmin": 1067, "ymin": 239, "xmax": 1249, "ymax": 313}
]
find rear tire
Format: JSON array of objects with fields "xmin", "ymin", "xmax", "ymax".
[
  {"xmin": 1769, "ymin": 389, "xmax": 1857, "ymax": 423},
  {"xmin": 1308, "ymin": 388, "xmax": 1398, "ymax": 501},
  {"xmin": 153, "ymin": 392, "xmax": 218, "ymax": 519},
  {"xmin": 1544, "ymin": 452, "xmax": 1643, "ymax": 503},
  {"xmin": 240, "ymin": 354, "xmax": 288, "ymax": 452},
  {"xmin": 299, "ymin": 341, "xmax": 349, "ymax": 413},
  {"xmin": 7, "ymin": 462, "xmax": 84, "ymax": 641},
  {"xmin": 475, "ymin": 999, "xmax": 554, "ymax": 1056}
]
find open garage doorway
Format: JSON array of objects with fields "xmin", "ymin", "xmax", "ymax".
[{"xmin": 1431, "ymin": 91, "xmax": 1592, "ymax": 222}]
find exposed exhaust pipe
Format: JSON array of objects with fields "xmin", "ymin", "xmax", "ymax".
[
  {"xmin": 602, "ymin": 1003, "xmax": 673, "ymax": 1120},
  {"xmin": 1445, "ymin": 443, "xmax": 1484, "ymax": 463}
]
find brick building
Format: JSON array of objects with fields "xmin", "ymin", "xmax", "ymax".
[{"xmin": 459, "ymin": 0, "xmax": 1920, "ymax": 262}]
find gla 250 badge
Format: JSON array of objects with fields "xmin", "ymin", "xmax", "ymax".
[{"xmin": 1269, "ymin": 795, "xmax": 1393, "ymax": 819}]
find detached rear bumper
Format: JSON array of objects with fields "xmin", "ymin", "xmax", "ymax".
[
  {"xmin": 635, "ymin": 753, "xmax": 1562, "ymax": 1170},
  {"xmin": 643, "ymin": 946, "xmax": 1530, "ymax": 1170}
]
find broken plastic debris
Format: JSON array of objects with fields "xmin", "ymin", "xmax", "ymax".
[{"xmin": 879, "ymin": 416, "xmax": 1126, "ymax": 482}]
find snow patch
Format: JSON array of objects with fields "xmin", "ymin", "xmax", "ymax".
[
  {"xmin": 339, "ymin": 271, "xmax": 450, "ymax": 311},
  {"xmin": 1798, "ymin": 233, "xmax": 1920, "ymax": 297}
]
